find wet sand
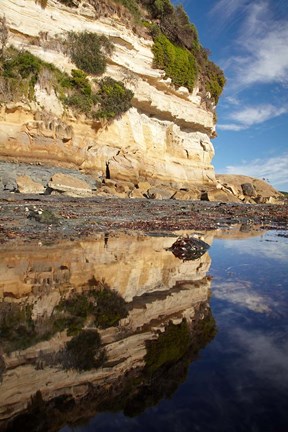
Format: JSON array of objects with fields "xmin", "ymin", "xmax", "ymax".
[{"xmin": 0, "ymin": 194, "xmax": 287, "ymax": 244}]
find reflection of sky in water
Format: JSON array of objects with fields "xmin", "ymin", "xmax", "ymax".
[
  {"xmin": 233, "ymin": 328, "xmax": 288, "ymax": 390},
  {"xmin": 60, "ymin": 230, "xmax": 288, "ymax": 432},
  {"xmin": 222, "ymin": 230, "xmax": 288, "ymax": 262}
]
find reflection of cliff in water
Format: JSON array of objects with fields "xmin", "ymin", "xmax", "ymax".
[{"xmin": 0, "ymin": 233, "xmax": 215, "ymax": 432}]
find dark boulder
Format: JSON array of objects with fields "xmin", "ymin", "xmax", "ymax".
[
  {"xmin": 168, "ymin": 236, "xmax": 210, "ymax": 261},
  {"xmin": 241, "ymin": 183, "xmax": 256, "ymax": 197}
]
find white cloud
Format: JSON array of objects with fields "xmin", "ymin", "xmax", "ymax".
[
  {"xmin": 224, "ymin": 1, "xmax": 288, "ymax": 89},
  {"xmin": 225, "ymin": 96, "xmax": 241, "ymax": 106},
  {"xmin": 217, "ymin": 123, "xmax": 245, "ymax": 131},
  {"xmin": 235, "ymin": 329, "xmax": 288, "ymax": 389},
  {"xmin": 231, "ymin": 105, "xmax": 287, "ymax": 125},
  {"xmin": 213, "ymin": 279, "xmax": 270, "ymax": 313},
  {"xmin": 223, "ymin": 233, "xmax": 288, "ymax": 262},
  {"xmin": 210, "ymin": 0, "xmax": 249, "ymax": 22},
  {"xmin": 218, "ymin": 103, "xmax": 288, "ymax": 130},
  {"xmin": 237, "ymin": 25, "xmax": 288, "ymax": 87},
  {"xmin": 225, "ymin": 152, "xmax": 288, "ymax": 187}
]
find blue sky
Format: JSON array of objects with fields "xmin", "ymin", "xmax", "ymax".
[{"xmin": 173, "ymin": 0, "xmax": 288, "ymax": 191}]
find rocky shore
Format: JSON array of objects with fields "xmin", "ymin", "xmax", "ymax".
[{"xmin": 1, "ymin": 193, "xmax": 287, "ymax": 245}]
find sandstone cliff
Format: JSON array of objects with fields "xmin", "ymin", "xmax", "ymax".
[
  {"xmin": 0, "ymin": 0, "xmax": 217, "ymax": 197},
  {"xmin": 0, "ymin": 0, "xmax": 283, "ymax": 204}
]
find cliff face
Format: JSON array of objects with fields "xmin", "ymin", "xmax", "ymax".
[{"xmin": 0, "ymin": 0, "xmax": 216, "ymax": 191}]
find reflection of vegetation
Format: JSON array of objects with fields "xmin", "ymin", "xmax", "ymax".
[
  {"xmin": 54, "ymin": 280, "xmax": 128, "ymax": 334},
  {"xmin": 0, "ymin": 354, "xmax": 5, "ymax": 382},
  {"xmin": 60, "ymin": 330, "xmax": 106, "ymax": 371},
  {"xmin": 0, "ymin": 302, "xmax": 62, "ymax": 353},
  {"xmin": 145, "ymin": 320, "xmax": 190, "ymax": 375},
  {"xmin": 0, "ymin": 281, "xmax": 128, "ymax": 354},
  {"xmin": 124, "ymin": 311, "xmax": 216, "ymax": 417},
  {"xmin": 0, "ymin": 303, "xmax": 37, "ymax": 353},
  {"xmin": 91, "ymin": 281, "xmax": 129, "ymax": 328},
  {"xmin": 2, "ymin": 305, "xmax": 216, "ymax": 431}
]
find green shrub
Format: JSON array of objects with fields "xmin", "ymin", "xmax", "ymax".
[
  {"xmin": 148, "ymin": 0, "xmax": 174, "ymax": 18},
  {"xmin": 0, "ymin": 48, "xmax": 132, "ymax": 118},
  {"xmin": 64, "ymin": 69, "xmax": 97, "ymax": 115},
  {"xmin": 57, "ymin": 0, "xmax": 77, "ymax": 7},
  {"xmin": 113, "ymin": 0, "xmax": 142, "ymax": 21},
  {"xmin": 66, "ymin": 31, "xmax": 113, "ymax": 75},
  {"xmin": 152, "ymin": 33, "xmax": 197, "ymax": 91},
  {"xmin": 69, "ymin": 69, "xmax": 91, "ymax": 95},
  {"xmin": 3, "ymin": 49, "xmax": 41, "ymax": 83},
  {"xmin": 95, "ymin": 77, "xmax": 134, "ymax": 120},
  {"xmin": 0, "ymin": 47, "xmax": 70, "ymax": 102},
  {"xmin": 204, "ymin": 60, "xmax": 226, "ymax": 103},
  {"xmin": 34, "ymin": 0, "xmax": 48, "ymax": 8},
  {"xmin": 146, "ymin": 1, "xmax": 225, "ymax": 102},
  {"xmin": 160, "ymin": 4, "xmax": 199, "ymax": 51}
]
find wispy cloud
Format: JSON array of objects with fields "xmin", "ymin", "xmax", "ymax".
[
  {"xmin": 218, "ymin": 124, "xmax": 245, "ymax": 131},
  {"xmin": 218, "ymin": 104, "xmax": 288, "ymax": 130},
  {"xmin": 235, "ymin": 328, "xmax": 288, "ymax": 389},
  {"xmin": 225, "ymin": 152, "xmax": 288, "ymax": 187},
  {"xmin": 221, "ymin": 1, "xmax": 288, "ymax": 89},
  {"xmin": 213, "ymin": 279, "xmax": 270, "ymax": 313},
  {"xmin": 210, "ymin": 0, "xmax": 249, "ymax": 22},
  {"xmin": 237, "ymin": 7, "xmax": 288, "ymax": 87},
  {"xmin": 223, "ymin": 234, "xmax": 288, "ymax": 262}
]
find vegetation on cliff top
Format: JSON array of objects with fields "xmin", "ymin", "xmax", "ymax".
[
  {"xmin": 143, "ymin": 0, "xmax": 225, "ymax": 102},
  {"xmin": 3, "ymin": 0, "xmax": 224, "ymax": 112},
  {"xmin": 90, "ymin": 0, "xmax": 225, "ymax": 102},
  {"xmin": 71, "ymin": 0, "xmax": 225, "ymax": 102},
  {"xmin": 152, "ymin": 32, "xmax": 198, "ymax": 92}
]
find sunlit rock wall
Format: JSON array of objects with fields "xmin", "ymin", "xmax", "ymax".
[{"xmin": 0, "ymin": 0, "xmax": 216, "ymax": 188}]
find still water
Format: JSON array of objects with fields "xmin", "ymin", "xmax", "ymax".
[{"xmin": 0, "ymin": 228, "xmax": 287, "ymax": 432}]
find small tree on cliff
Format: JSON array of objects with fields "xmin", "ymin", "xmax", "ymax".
[
  {"xmin": 35, "ymin": 0, "xmax": 48, "ymax": 8},
  {"xmin": 0, "ymin": 16, "xmax": 8, "ymax": 60}
]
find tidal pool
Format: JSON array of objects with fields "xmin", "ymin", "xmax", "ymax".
[{"xmin": 0, "ymin": 228, "xmax": 287, "ymax": 432}]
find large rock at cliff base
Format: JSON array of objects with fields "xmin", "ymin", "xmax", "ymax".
[
  {"xmin": 48, "ymin": 173, "xmax": 93, "ymax": 197},
  {"xmin": 201, "ymin": 188, "xmax": 241, "ymax": 203},
  {"xmin": 216, "ymin": 174, "xmax": 284, "ymax": 204},
  {"xmin": 16, "ymin": 175, "xmax": 45, "ymax": 194},
  {"xmin": 241, "ymin": 183, "xmax": 257, "ymax": 197},
  {"xmin": 172, "ymin": 188, "xmax": 201, "ymax": 201},
  {"xmin": 147, "ymin": 186, "xmax": 176, "ymax": 200}
]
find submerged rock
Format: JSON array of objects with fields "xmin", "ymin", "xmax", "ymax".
[{"xmin": 169, "ymin": 235, "xmax": 210, "ymax": 261}]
